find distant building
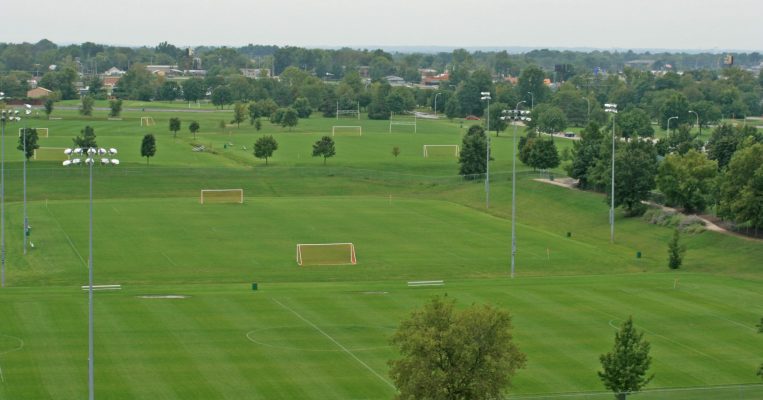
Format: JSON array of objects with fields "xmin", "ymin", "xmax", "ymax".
[
  {"xmin": 385, "ymin": 76, "xmax": 406, "ymax": 86},
  {"xmin": 27, "ymin": 87, "xmax": 52, "ymax": 99},
  {"xmin": 240, "ymin": 68, "xmax": 271, "ymax": 79},
  {"xmin": 422, "ymin": 72, "xmax": 449, "ymax": 86},
  {"xmin": 625, "ymin": 60, "xmax": 655, "ymax": 71}
]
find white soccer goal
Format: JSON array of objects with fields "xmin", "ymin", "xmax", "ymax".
[
  {"xmin": 423, "ymin": 145, "xmax": 460, "ymax": 158},
  {"xmin": 33, "ymin": 147, "xmax": 68, "ymax": 161},
  {"xmin": 19, "ymin": 128, "xmax": 49, "ymax": 138},
  {"xmin": 140, "ymin": 117, "xmax": 156, "ymax": 127},
  {"xmin": 332, "ymin": 126, "xmax": 362, "ymax": 136},
  {"xmin": 296, "ymin": 243, "xmax": 357, "ymax": 266},
  {"xmin": 336, "ymin": 101, "xmax": 360, "ymax": 119},
  {"xmin": 389, "ymin": 113, "xmax": 417, "ymax": 133},
  {"xmin": 200, "ymin": 189, "xmax": 244, "ymax": 204}
]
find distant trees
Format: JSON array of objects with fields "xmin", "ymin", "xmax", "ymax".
[
  {"xmin": 108, "ymin": 99, "xmax": 123, "ymax": 118},
  {"xmin": 458, "ymin": 125, "xmax": 488, "ymax": 178},
  {"xmin": 182, "ymin": 78, "xmax": 206, "ymax": 103},
  {"xmin": 292, "ymin": 97, "xmax": 313, "ymax": 118},
  {"xmin": 566, "ymin": 122, "xmax": 604, "ymax": 190},
  {"xmin": 718, "ymin": 143, "xmax": 763, "ymax": 231},
  {"xmin": 312, "ymin": 136, "xmax": 335, "ymax": 165},
  {"xmin": 169, "ymin": 117, "xmax": 181, "ymax": 139},
  {"xmin": 79, "ymin": 96, "xmax": 94, "ymax": 116},
  {"xmin": 211, "ymin": 85, "xmax": 233, "ymax": 109},
  {"xmin": 589, "ymin": 139, "xmax": 657, "ymax": 216},
  {"xmin": 254, "ymin": 135, "xmax": 278, "ymax": 165},
  {"xmin": 656, "ymin": 150, "xmax": 717, "ymax": 213},
  {"xmin": 389, "ymin": 296, "xmax": 526, "ymax": 400},
  {"xmin": 599, "ymin": 317, "xmax": 654, "ymax": 400},
  {"xmin": 141, "ymin": 133, "xmax": 156, "ymax": 165},
  {"xmin": 617, "ymin": 108, "xmax": 654, "ymax": 139},
  {"xmin": 156, "ymin": 80, "xmax": 181, "ymax": 101},
  {"xmin": 231, "ymin": 103, "xmax": 247, "ymax": 127}
]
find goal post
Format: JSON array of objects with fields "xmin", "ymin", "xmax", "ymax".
[
  {"xmin": 19, "ymin": 128, "xmax": 49, "ymax": 138},
  {"xmin": 200, "ymin": 189, "xmax": 244, "ymax": 204},
  {"xmin": 296, "ymin": 243, "xmax": 357, "ymax": 266},
  {"xmin": 332, "ymin": 126, "xmax": 362, "ymax": 136},
  {"xmin": 389, "ymin": 113, "xmax": 418, "ymax": 133},
  {"xmin": 423, "ymin": 145, "xmax": 460, "ymax": 158},
  {"xmin": 140, "ymin": 117, "xmax": 156, "ymax": 127}
]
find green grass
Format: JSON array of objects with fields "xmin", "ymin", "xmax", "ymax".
[{"xmin": 0, "ymin": 111, "xmax": 761, "ymax": 399}]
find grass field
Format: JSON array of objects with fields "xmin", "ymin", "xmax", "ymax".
[{"xmin": 0, "ymin": 106, "xmax": 761, "ymax": 399}]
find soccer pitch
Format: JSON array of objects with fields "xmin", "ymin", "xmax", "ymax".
[{"xmin": 0, "ymin": 109, "xmax": 761, "ymax": 398}]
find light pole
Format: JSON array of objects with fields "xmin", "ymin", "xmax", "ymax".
[
  {"xmin": 481, "ymin": 92, "xmax": 491, "ymax": 208},
  {"xmin": 433, "ymin": 92, "xmax": 441, "ymax": 117},
  {"xmin": 688, "ymin": 110, "xmax": 700, "ymax": 136},
  {"xmin": 1, "ymin": 102, "xmax": 23, "ymax": 288},
  {"xmin": 527, "ymin": 92, "xmax": 534, "ymax": 111},
  {"xmin": 63, "ymin": 146, "xmax": 119, "ymax": 400},
  {"xmin": 502, "ymin": 101, "xmax": 529, "ymax": 279},
  {"xmin": 22, "ymin": 104, "xmax": 31, "ymax": 255},
  {"xmin": 582, "ymin": 97, "xmax": 590, "ymax": 125},
  {"xmin": 604, "ymin": 103, "xmax": 618, "ymax": 243},
  {"xmin": 667, "ymin": 116, "xmax": 678, "ymax": 135}
]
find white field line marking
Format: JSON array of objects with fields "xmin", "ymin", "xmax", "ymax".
[
  {"xmin": 160, "ymin": 251, "xmax": 177, "ymax": 267},
  {"xmin": 505, "ymin": 383, "xmax": 763, "ymax": 399},
  {"xmin": 46, "ymin": 207, "xmax": 87, "ymax": 268},
  {"xmin": 0, "ymin": 334, "xmax": 25, "ymax": 385},
  {"xmin": 0, "ymin": 362, "xmax": 4, "ymax": 383},
  {"xmin": 272, "ymin": 298, "xmax": 395, "ymax": 389}
]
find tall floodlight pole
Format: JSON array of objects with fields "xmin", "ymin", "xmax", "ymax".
[
  {"xmin": 502, "ymin": 100, "xmax": 528, "ymax": 279},
  {"xmin": 481, "ymin": 92, "xmax": 491, "ymax": 208},
  {"xmin": 22, "ymin": 104, "xmax": 31, "ymax": 255},
  {"xmin": 527, "ymin": 92, "xmax": 534, "ymax": 111},
  {"xmin": 63, "ymin": 147, "xmax": 119, "ymax": 400},
  {"xmin": 667, "ymin": 116, "xmax": 678, "ymax": 135},
  {"xmin": 604, "ymin": 103, "xmax": 618, "ymax": 243},
  {"xmin": 1, "ymin": 103, "xmax": 21, "ymax": 288},
  {"xmin": 434, "ymin": 92, "xmax": 441, "ymax": 117},
  {"xmin": 688, "ymin": 110, "xmax": 699, "ymax": 136}
]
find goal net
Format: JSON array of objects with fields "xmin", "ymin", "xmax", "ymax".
[
  {"xmin": 200, "ymin": 189, "xmax": 244, "ymax": 204},
  {"xmin": 33, "ymin": 147, "xmax": 68, "ymax": 161},
  {"xmin": 389, "ymin": 113, "xmax": 418, "ymax": 133},
  {"xmin": 336, "ymin": 101, "xmax": 360, "ymax": 119},
  {"xmin": 296, "ymin": 243, "xmax": 357, "ymax": 266},
  {"xmin": 332, "ymin": 126, "xmax": 362, "ymax": 136},
  {"xmin": 140, "ymin": 117, "xmax": 156, "ymax": 127},
  {"xmin": 19, "ymin": 128, "xmax": 48, "ymax": 138},
  {"xmin": 423, "ymin": 145, "xmax": 460, "ymax": 158}
]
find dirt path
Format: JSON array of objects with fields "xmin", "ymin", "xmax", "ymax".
[{"xmin": 533, "ymin": 178, "xmax": 759, "ymax": 240}]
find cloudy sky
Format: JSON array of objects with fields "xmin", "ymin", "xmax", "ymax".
[{"xmin": 5, "ymin": 0, "xmax": 762, "ymax": 51}]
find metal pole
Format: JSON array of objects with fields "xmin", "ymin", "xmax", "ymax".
[
  {"xmin": 583, "ymin": 97, "xmax": 590, "ymax": 124},
  {"xmin": 511, "ymin": 100, "xmax": 525, "ymax": 279},
  {"xmin": 23, "ymin": 124, "xmax": 27, "ymax": 255},
  {"xmin": 485, "ymin": 97, "xmax": 490, "ymax": 209},
  {"xmin": 689, "ymin": 110, "xmax": 699, "ymax": 136},
  {"xmin": 434, "ymin": 92, "xmax": 441, "ymax": 116},
  {"xmin": 610, "ymin": 114, "xmax": 615, "ymax": 244},
  {"xmin": 88, "ymin": 151, "xmax": 94, "ymax": 400},
  {"xmin": 528, "ymin": 92, "xmax": 534, "ymax": 111},
  {"xmin": 1, "ymin": 115, "xmax": 5, "ymax": 288}
]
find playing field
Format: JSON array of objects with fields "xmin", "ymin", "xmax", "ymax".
[{"xmin": 0, "ymin": 105, "xmax": 760, "ymax": 399}]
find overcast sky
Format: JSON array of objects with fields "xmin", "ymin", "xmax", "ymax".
[{"xmin": 5, "ymin": 0, "xmax": 762, "ymax": 51}]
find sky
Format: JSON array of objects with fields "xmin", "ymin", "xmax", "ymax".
[{"xmin": 4, "ymin": 0, "xmax": 762, "ymax": 52}]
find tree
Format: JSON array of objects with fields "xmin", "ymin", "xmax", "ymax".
[
  {"xmin": 231, "ymin": 103, "xmax": 247, "ymax": 127},
  {"xmin": 617, "ymin": 108, "xmax": 654, "ymax": 139},
  {"xmin": 17, "ymin": 128, "xmax": 39, "ymax": 160},
  {"xmin": 182, "ymin": 78, "xmax": 206, "ymax": 103},
  {"xmin": 536, "ymin": 105, "xmax": 568, "ymax": 134},
  {"xmin": 254, "ymin": 118, "xmax": 262, "ymax": 131},
  {"xmin": 280, "ymin": 107, "xmax": 299, "ymax": 131},
  {"xmin": 156, "ymin": 80, "xmax": 181, "ymax": 101},
  {"xmin": 254, "ymin": 135, "xmax": 278, "ymax": 165},
  {"xmin": 591, "ymin": 139, "xmax": 657, "ymax": 216},
  {"xmin": 169, "ymin": 117, "xmax": 181, "ymax": 139},
  {"xmin": 73, "ymin": 126, "xmax": 97, "ymax": 148},
  {"xmin": 599, "ymin": 316, "xmax": 654, "ymax": 400},
  {"xmin": 667, "ymin": 228, "xmax": 686, "ymax": 269},
  {"xmin": 656, "ymin": 150, "xmax": 717, "ymax": 213},
  {"xmin": 292, "ymin": 97, "xmax": 312, "ymax": 118},
  {"xmin": 79, "ymin": 95, "xmax": 94, "ymax": 116},
  {"xmin": 312, "ymin": 136, "xmax": 336, "ymax": 165},
  {"xmin": 43, "ymin": 98, "xmax": 54, "ymax": 118},
  {"xmin": 458, "ymin": 125, "xmax": 488, "ymax": 178},
  {"xmin": 656, "ymin": 124, "xmax": 702, "ymax": 156},
  {"xmin": 211, "ymin": 85, "xmax": 233, "ymax": 109},
  {"xmin": 718, "ymin": 142, "xmax": 763, "ymax": 231},
  {"xmin": 141, "ymin": 134, "xmax": 156, "ymax": 166},
  {"xmin": 487, "ymin": 102, "xmax": 508, "ymax": 136},
  {"xmin": 566, "ymin": 122, "xmax": 604, "ymax": 190},
  {"xmin": 108, "ymin": 99, "xmax": 123, "ymax": 118},
  {"xmin": 116, "ymin": 64, "xmax": 156, "ymax": 100},
  {"xmin": 527, "ymin": 138, "xmax": 560, "ymax": 171},
  {"xmin": 389, "ymin": 296, "xmax": 526, "ymax": 400},
  {"xmin": 189, "ymin": 121, "xmax": 200, "ymax": 139}
]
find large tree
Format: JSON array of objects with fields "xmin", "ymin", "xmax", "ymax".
[
  {"xmin": 312, "ymin": 135, "xmax": 336, "ymax": 165},
  {"xmin": 108, "ymin": 99, "xmax": 123, "ymax": 118},
  {"xmin": 43, "ymin": 98, "xmax": 54, "ymax": 118},
  {"xmin": 718, "ymin": 142, "xmax": 763, "ymax": 231},
  {"xmin": 591, "ymin": 139, "xmax": 657, "ymax": 216},
  {"xmin": 535, "ymin": 105, "xmax": 568, "ymax": 134},
  {"xmin": 141, "ymin": 133, "xmax": 156, "ymax": 165},
  {"xmin": 599, "ymin": 316, "xmax": 654, "ymax": 400},
  {"xmin": 389, "ymin": 296, "xmax": 526, "ymax": 400},
  {"xmin": 280, "ymin": 107, "xmax": 299, "ymax": 131},
  {"xmin": 254, "ymin": 135, "xmax": 278, "ymax": 165},
  {"xmin": 79, "ymin": 95, "xmax": 94, "ymax": 116},
  {"xmin": 211, "ymin": 85, "xmax": 233, "ymax": 109},
  {"xmin": 458, "ymin": 125, "xmax": 488, "ymax": 178},
  {"xmin": 73, "ymin": 125, "xmax": 97, "ymax": 148},
  {"xmin": 231, "ymin": 103, "xmax": 247, "ymax": 127},
  {"xmin": 169, "ymin": 117, "xmax": 181, "ymax": 139},
  {"xmin": 189, "ymin": 120, "xmax": 200, "ymax": 139},
  {"xmin": 566, "ymin": 122, "xmax": 604, "ymax": 190},
  {"xmin": 182, "ymin": 78, "xmax": 206, "ymax": 103},
  {"xmin": 17, "ymin": 127, "xmax": 40, "ymax": 160},
  {"xmin": 526, "ymin": 138, "xmax": 560, "ymax": 171},
  {"xmin": 656, "ymin": 150, "xmax": 717, "ymax": 213},
  {"xmin": 617, "ymin": 108, "xmax": 654, "ymax": 139}
]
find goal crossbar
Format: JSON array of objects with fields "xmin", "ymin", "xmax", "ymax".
[
  {"xmin": 200, "ymin": 189, "xmax": 244, "ymax": 204},
  {"xmin": 296, "ymin": 243, "xmax": 357, "ymax": 266},
  {"xmin": 140, "ymin": 117, "xmax": 156, "ymax": 127},
  {"xmin": 423, "ymin": 145, "xmax": 460, "ymax": 157},
  {"xmin": 19, "ymin": 128, "xmax": 49, "ymax": 138},
  {"xmin": 332, "ymin": 126, "xmax": 362, "ymax": 136},
  {"xmin": 389, "ymin": 121, "xmax": 417, "ymax": 133}
]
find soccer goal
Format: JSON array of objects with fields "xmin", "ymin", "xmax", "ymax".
[
  {"xmin": 336, "ymin": 101, "xmax": 360, "ymax": 119},
  {"xmin": 332, "ymin": 126, "xmax": 362, "ymax": 136},
  {"xmin": 200, "ymin": 189, "xmax": 244, "ymax": 204},
  {"xmin": 140, "ymin": 117, "xmax": 156, "ymax": 127},
  {"xmin": 19, "ymin": 128, "xmax": 48, "ymax": 138},
  {"xmin": 33, "ymin": 147, "xmax": 68, "ymax": 161},
  {"xmin": 389, "ymin": 113, "xmax": 418, "ymax": 133},
  {"xmin": 423, "ymin": 145, "xmax": 460, "ymax": 158},
  {"xmin": 296, "ymin": 243, "xmax": 357, "ymax": 266}
]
